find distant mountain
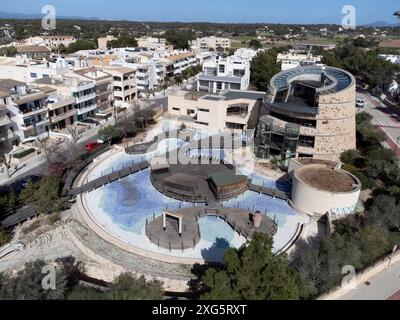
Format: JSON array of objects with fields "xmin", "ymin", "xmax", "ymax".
[
  {"xmin": 364, "ymin": 21, "xmax": 400, "ymax": 27},
  {"xmin": 0, "ymin": 11, "xmax": 100, "ymax": 20}
]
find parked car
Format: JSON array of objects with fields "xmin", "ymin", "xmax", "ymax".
[
  {"xmin": 356, "ymin": 98, "xmax": 365, "ymax": 108},
  {"xmin": 97, "ymin": 135, "xmax": 107, "ymax": 144},
  {"xmin": 85, "ymin": 142, "xmax": 100, "ymax": 152},
  {"xmin": 20, "ymin": 175, "xmax": 41, "ymax": 188}
]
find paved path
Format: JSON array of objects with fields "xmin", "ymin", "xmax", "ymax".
[
  {"xmin": 358, "ymin": 92, "xmax": 400, "ymax": 156},
  {"xmin": 339, "ymin": 259, "xmax": 400, "ymax": 300}
]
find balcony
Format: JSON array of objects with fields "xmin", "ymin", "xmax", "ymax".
[
  {"xmin": 50, "ymin": 109, "xmax": 77, "ymax": 124},
  {"xmin": 71, "ymin": 82, "xmax": 95, "ymax": 93},
  {"xmin": 75, "ymin": 92, "xmax": 97, "ymax": 104},
  {"xmin": 76, "ymin": 104, "xmax": 97, "ymax": 116}
]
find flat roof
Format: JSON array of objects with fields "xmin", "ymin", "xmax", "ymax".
[
  {"xmin": 209, "ymin": 171, "xmax": 248, "ymax": 187},
  {"xmin": 296, "ymin": 165, "xmax": 360, "ymax": 193},
  {"xmin": 164, "ymin": 52, "xmax": 195, "ymax": 62}
]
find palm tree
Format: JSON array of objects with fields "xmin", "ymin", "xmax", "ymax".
[{"xmin": 395, "ymin": 10, "xmax": 400, "ymax": 18}]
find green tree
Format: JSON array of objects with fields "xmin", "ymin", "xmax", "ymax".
[
  {"xmin": 201, "ymin": 233, "xmax": 300, "ymax": 300},
  {"xmin": 108, "ymin": 32, "xmax": 138, "ymax": 48},
  {"xmin": 0, "ymin": 226, "xmax": 11, "ymax": 247},
  {"xmin": 0, "ymin": 46, "xmax": 17, "ymax": 57},
  {"xmin": 98, "ymin": 125, "xmax": 123, "ymax": 146},
  {"xmin": 19, "ymin": 176, "xmax": 68, "ymax": 215},
  {"xmin": 367, "ymin": 194, "xmax": 400, "ymax": 232},
  {"xmin": 66, "ymin": 40, "xmax": 97, "ymax": 54},
  {"xmin": 250, "ymin": 49, "xmax": 281, "ymax": 91},
  {"xmin": 165, "ymin": 30, "xmax": 194, "ymax": 49},
  {"xmin": 0, "ymin": 260, "xmax": 66, "ymax": 300},
  {"xmin": 249, "ymin": 39, "xmax": 262, "ymax": 49},
  {"xmin": 106, "ymin": 273, "xmax": 164, "ymax": 300}
]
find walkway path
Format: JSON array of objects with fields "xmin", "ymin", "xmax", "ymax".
[{"xmin": 339, "ymin": 259, "xmax": 400, "ymax": 300}]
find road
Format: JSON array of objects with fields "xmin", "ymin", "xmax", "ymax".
[
  {"xmin": 357, "ymin": 92, "xmax": 400, "ymax": 156},
  {"xmin": 339, "ymin": 259, "xmax": 400, "ymax": 300}
]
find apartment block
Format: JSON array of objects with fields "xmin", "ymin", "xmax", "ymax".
[
  {"xmin": 0, "ymin": 79, "xmax": 50, "ymax": 143},
  {"xmin": 17, "ymin": 35, "xmax": 76, "ymax": 49},
  {"xmin": 168, "ymin": 89, "xmax": 265, "ymax": 132},
  {"xmin": 277, "ymin": 51, "xmax": 323, "ymax": 71},
  {"xmin": 61, "ymin": 75, "xmax": 97, "ymax": 121},
  {"xmin": 105, "ymin": 67, "xmax": 137, "ymax": 104},
  {"xmin": 73, "ymin": 67, "xmax": 113, "ymax": 116},
  {"xmin": 47, "ymin": 95, "xmax": 77, "ymax": 131},
  {"xmin": 197, "ymin": 55, "xmax": 250, "ymax": 94},
  {"xmin": 97, "ymin": 35, "xmax": 118, "ymax": 51},
  {"xmin": 191, "ymin": 36, "xmax": 231, "ymax": 52},
  {"xmin": 0, "ymin": 90, "xmax": 14, "ymax": 155},
  {"xmin": 162, "ymin": 51, "xmax": 199, "ymax": 77}
]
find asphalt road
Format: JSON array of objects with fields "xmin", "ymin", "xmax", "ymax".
[{"xmin": 357, "ymin": 92, "xmax": 400, "ymax": 156}]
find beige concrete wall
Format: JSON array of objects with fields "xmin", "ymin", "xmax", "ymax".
[
  {"xmin": 314, "ymin": 83, "xmax": 357, "ymax": 160},
  {"xmin": 291, "ymin": 165, "xmax": 361, "ymax": 215},
  {"xmin": 168, "ymin": 94, "xmax": 260, "ymax": 131}
]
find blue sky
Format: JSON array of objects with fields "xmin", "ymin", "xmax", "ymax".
[{"xmin": 0, "ymin": 0, "xmax": 399, "ymax": 24}]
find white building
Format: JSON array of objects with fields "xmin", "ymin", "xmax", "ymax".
[
  {"xmin": 277, "ymin": 51, "xmax": 323, "ymax": 71},
  {"xmin": 0, "ymin": 79, "xmax": 50, "ymax": 143},
  {"xmin": 191, "ymin": 36, "xmax": 231, "ymax": 52},
  {"xmin": 378, "ymin": 54, "xmax": 400, "ymax": 64},
  {"xmin": 104, "ymin": 67, "xmax": 137, "ymax": 105},
  {"xmin": 97, "ymin": 35, "xmax": 117, "ymax": 51},
  {"xmin": 168, "ymin": 89, "xmax": 265, "ymax": 132},
  {"xmin": 17, "ymin": 36, "xmax": 76, "ymax": 49},
  {"xmin": 197, "ymin": 55, "xmax": 251, "ymax": 94},
  {"xmin": 137, "ymin": 36, "xmax": 172, "ymax": 51}
]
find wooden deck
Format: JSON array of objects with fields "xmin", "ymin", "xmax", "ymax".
[{"xmin": 145, "ymin": 206, "xmax": 277, "ymax": 251}]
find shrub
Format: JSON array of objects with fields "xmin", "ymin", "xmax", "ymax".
[{"xmin": 0, "ymin": 226, "xmax": 11, "ymax": 247}]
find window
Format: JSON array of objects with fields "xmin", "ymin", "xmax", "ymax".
[
  {"xmin": 218, "ymin": 64, "xmax": 225, "ymax": 73},
  {"xmin": 196, "ymin": 121, "xmax": 209, "ymax": 126},
  {"xmin": 186, "ymin": 109, "xmax": 195, "ymax": 115},
  {"xmin": 199, "ymin": 108, "xmax": 209, "ymax": 113},
  {"xmin": 226, "ymin": 122, "xmax": 245, "ymax": 130},
  {"xmin": 216, "ymin": 82, "xmax": 223, "ymax": 90},
  {"xmin": 172, "ymin": 107, "xmax": 180, "ymax": 111},
  {"xmin": 30, "ymin": 73, "xmax": 37, "ymax": 79},
  {"xmin": 43, "ymin": 74, "xmax": 49, "ymax": 79}
]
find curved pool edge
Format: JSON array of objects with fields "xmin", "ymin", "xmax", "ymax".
[{"xmin": 74, "ymin": 148, "xmax": 211, "ymax": 266}]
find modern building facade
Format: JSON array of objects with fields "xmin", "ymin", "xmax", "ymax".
[
  {"xmin": 191, "ymin": 36, "xmax": 231, "ymax": 52},
  {"xmin": 168, "ymin": 89, "xmax": 265, "ymax": 132},
  {"xmin": 0, "ymin": 90, "xmax": 14, "ymax": 155},
  {"xmin": 255, "ymin": 66, "xmax": 357, "ymax": 166},
  {"xmin": 47, "ymin": 95, "xmax": 77, "ymax": 131},
  {"xmin": 73, "ymin": 67, "xmax": 113, "ymax": 116},
  {"xmin": 0, "ymin": 79, "xmax": 50, "ymax": 143},
  {"xmin": 105, "ymin": 67, "xmax": 137, "ymax": 104},
  {"xmin": 197, "ymin": 55, "xmax": 251, "ymax": 94},
  {"xmin": 277, "ymin": 51, "xmax": 323, "ymax": 71}
]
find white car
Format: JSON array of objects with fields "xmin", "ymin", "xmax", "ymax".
[{"xmin": 356, "ymin": 98, "xmax": 365, "ymax": 108}]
